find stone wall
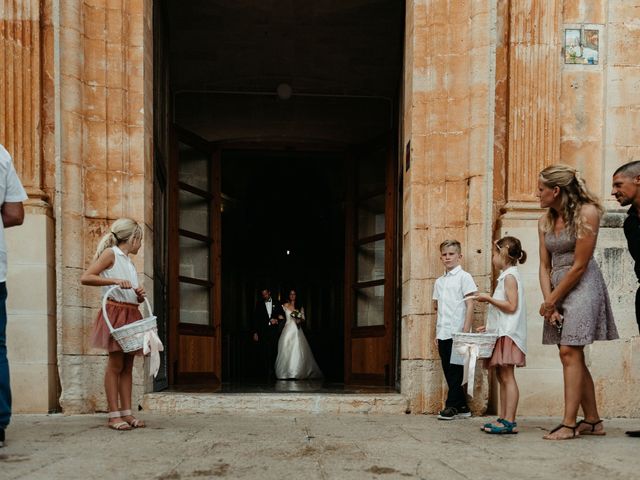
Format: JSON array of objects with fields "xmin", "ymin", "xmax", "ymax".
[
  {"xmin": 401, "ymin": 0, "xmax": 496, "ymax": 413},
  {"xmin": 403, "ymin": 0, "xmax": 640, "ymax": 416},
  {"xmin": 3, "ymin": 0, "xmax": 640, "ymax": 417},
  {"xmin": 503, "ymin": 0, "xmax": 640, "ymax": 416},
  {"xmin": 53, "ymin": 0, "xmax": 153, "ymax": 413}
]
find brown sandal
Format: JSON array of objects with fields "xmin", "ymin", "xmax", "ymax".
[
  {"xmin": 577, "ymin": 419, "xmax": 606, "ymax": 436},
  {"xmin": 543, "ymin": 424, "xmax": 579, "ymax": 440}
]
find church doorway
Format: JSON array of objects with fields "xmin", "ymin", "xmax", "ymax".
[{"xmin": 153, "ymin": 1, "xmax": 405, "ymax": 391}]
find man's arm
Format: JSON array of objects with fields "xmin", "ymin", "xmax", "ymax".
[{"xmin": 1, "ymin": 202, "xmax": 24, "ymax": 228}]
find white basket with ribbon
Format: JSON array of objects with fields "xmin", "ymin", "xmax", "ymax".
[
  {"xmin": 452, "ymin": 332, "xmax": 498, "ymax": 395},
  {"xmin": 102, "ymin": 286, "xmax": 164, "ymax": 377}
]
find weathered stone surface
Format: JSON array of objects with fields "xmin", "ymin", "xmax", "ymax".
[
  {"xmin": 59, "ymin": 354, "xmax": 145, "ymax": 414},
  {"xmin": 402, "ymin": 0, "xmax": 494, "ymax": 412},
  {"xmin": 53, "ymin": 0, "xmax": 152, "ymax": 414},
  {"xmin": 5, "ymin": 413, "xmax": 640, "ymax": 480},
  {"xmin": 143, "ymin": 392, "xmax": 409, "ymax": 415}
]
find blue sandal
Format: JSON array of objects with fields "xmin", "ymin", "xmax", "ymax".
[
  {"xmin": 481, "ymin": 418, "xmax": 503, "ymax": 431},
  {"xmin": 485, "ymin": 418, "xmax": 518, "ymax": 434}
]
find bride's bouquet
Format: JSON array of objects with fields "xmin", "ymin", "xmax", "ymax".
[{"xmin": 291, "ymin": 309, "xmax": 304, "ymax": 328}]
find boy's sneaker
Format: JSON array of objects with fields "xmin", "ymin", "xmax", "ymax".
[
  {"xmin": 0, "ymin": 428, "xmax": 4, "ymax": 448},
  {"xmin": 438, "ymin": 406, "xmax": 471, "ymax": 420},
  {"xmin": 455, "ymin": 405, "xmax": 472, "ymax": 418}
]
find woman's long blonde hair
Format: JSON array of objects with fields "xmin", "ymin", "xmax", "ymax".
[
  {"xmin": 539, "ymin": 165, "xmax": 603, "ymax": 237},
  {"xmin": 94, "ymin": 218, "xmax": 143, "ymax": 260}
]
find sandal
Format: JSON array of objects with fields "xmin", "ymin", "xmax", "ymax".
[
  {"xmin": 485, "ymin": 418, "xmax": 518, "ymax": 434},
  {"xmin": 120, "ymin": 409, "xmax": 145, "ymax": 428},
  {"xmin": 577, "ymin": 419, "xmax": 606, "ymax": 436},
  {"xmin": 107, "ymin": 411, "xmax": 131, "ymax": 431},
  {"xmin": 543, "ymin": 424, "xmax": 578, "ymax": 440},
  {"xmin": 481, "ymin": 418, "xmax": 503, "ymax": 431}
]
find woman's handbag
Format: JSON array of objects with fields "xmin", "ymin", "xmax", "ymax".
[{"xmin": 102, "ymin": 286, "xmax": 164, "ymax": 376}]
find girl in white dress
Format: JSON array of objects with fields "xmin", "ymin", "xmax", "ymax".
[
  {"xmin": 475, "ymin": 236, "xmax": 527, "ymax": 435},
  {"xmin": 275, "ymin": 289, "xmax": 323, "ymax": 380},
  {"xmin": 81, "ymin": 218, "xmax": 146, "ymax": 431}
]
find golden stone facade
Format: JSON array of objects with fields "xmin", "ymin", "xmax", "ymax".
[{"xmin": 1, "ymin": 0, "xmax": 639, "ymax": 416}]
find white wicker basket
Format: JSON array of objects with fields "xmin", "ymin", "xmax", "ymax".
[
  {"xmin": 102, "ymin": 286, "xmax": 157, "ymax": 353},
  {"xmin": 452, "ymin": 332, "xmax": 499, "ymax": 359}
]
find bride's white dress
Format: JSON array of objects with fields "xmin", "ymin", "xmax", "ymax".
[{"xmin": 275, "ymin": 307, "xmax": 323, "ymax": 379}]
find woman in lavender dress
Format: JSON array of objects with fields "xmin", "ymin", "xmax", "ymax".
[{"xmin": 537, "ymin": 165, "xmax": 618, "ymax": 440}]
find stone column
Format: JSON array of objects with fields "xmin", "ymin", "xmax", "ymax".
[
  {"xmin": 401, "ymin": 0, "xmax": 497, "ymax": 413},
  {"xmin": 0, "ymin": 0, "xmax": 57, "ymax": 412},
  {"xmin": 497, "ymin": 0, "xmax": 564, "ymax": 415},
  {"xmin": 54, "ymin": 0, "xmax": 153, "ymax": 413}
]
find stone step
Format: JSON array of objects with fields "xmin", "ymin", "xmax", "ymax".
[{"xmin": 143, "ymin": 392, "xmax": 410, "ymax": 415}]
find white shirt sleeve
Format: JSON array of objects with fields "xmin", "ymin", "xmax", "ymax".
[
  {"xmin": 461, "ymin": 272, "xmax": 478, "ymax": 296},
  {"xmin": 3, "ymin": 155, "xmax": 27, "ymax": 203},
  {"xmin": 432, "ymin": 278, "xmax": 441, "ymax": 301}
]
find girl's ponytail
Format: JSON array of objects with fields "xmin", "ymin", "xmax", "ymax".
[
  {"xmin": 518, "ymin": 249, "xmax": 527, "ymax": 265},
  {"xmin": 94, "ymin": 231, "xmax": 118, "ymax": 260},
  {"xmin": 496, "ymin": 236, "xmax": 527, "ymax": 266},
  {"xmin": 93, "ymin": 218, "xmax": 143, "ymax": 260}
]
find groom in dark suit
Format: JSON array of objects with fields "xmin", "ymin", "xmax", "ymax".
[{"xmin": 252, "ymin": 288, "xmax": 285, "ymax": 382}]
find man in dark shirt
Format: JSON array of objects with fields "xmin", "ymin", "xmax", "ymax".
[{"xmin": 612, "ymin": 160, "xmax": 640, "ymax": 437}]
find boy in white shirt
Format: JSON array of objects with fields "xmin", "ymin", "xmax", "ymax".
[
  {"xmin": 432, "ymin": 239, "xmax": 477, "ymax": 420},
  {"xmin": 0, "ymin": 145, "xmax": 28, "ymax": 447}
]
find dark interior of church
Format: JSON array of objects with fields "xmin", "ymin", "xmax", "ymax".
[{"xmin": 156, "ymin": 0, "xmax": 405, "ymax": 389}]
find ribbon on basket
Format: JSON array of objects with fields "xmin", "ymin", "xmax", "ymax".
[
  {"xmin": 141, "ymin": 329, "xmax": 164, "ymax": 378},
  {"xmin": 455, "ymin": 343, "xmax": 480, "ymax": 396}
]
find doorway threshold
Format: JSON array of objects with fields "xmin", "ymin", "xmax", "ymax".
[{"xmin": 142, "ymin": 381, "xmax": 409, "ymax": 414}]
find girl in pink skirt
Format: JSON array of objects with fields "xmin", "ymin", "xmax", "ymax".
[
  {"xmin": 81, "ymin": 218, "xmax": 146, "ymax": 431},
  {"xmin": 475, "ymin": 236, "xmax": 528, "ymax": 434}
]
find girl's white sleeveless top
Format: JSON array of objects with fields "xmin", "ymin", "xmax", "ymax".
[
  {"xmin": 100, "ymin": 246, "xmax": 139, "ymax": 304},
  {"xmin": 485, "ymin": 266, "xmax": 527, "ymax": 354}
]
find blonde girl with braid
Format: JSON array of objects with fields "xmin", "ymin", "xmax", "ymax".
[
  {"xmin": 81, "ymin": 218, "xmax": 146, "ymax": 431},
  {"xmin": 536, "ymin": 165, "xmax": 618, "ymax": 440}
]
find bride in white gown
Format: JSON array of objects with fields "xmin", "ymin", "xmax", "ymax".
[{"xmin": 275, "ymin": 289, "xmax": 323, "ymax": 380}]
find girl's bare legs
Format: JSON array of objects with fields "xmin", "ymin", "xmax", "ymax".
[
  {"xmin": 117, "ymin": 354, "xmax": 134, "ymax": 412},
  {"xmin": 105, "ymin": 352, "xmax": 125, "ymax": 425},
  {"xmin": 118, "ymin": 354, "xmax": 145, "ymax": 427},
  {"xmin": 544, "ymin": 345, "xmax": 583, "ymax": 439},
  {"xmin": 497, "ymin": 368, "xmax": 506, "ymax": 420},
  {"xmin": 500, "ymin": 365, "xmax": 519, "ymax": 425},
  {"xmin": 486, "ymin": 369, "xmax": 505, "ymax": 429}
]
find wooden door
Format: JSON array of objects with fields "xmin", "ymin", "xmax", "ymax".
[
  {"xmin": 168, "ymin": 127, "xmax": 222, "ymax": 385},
  {"xmin": 344, "ymin": 139, "xmax": 396, "ymax": 386}
]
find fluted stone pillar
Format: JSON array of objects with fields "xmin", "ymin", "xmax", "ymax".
[
  {"xmin": 0, "ymin": 0, "xmax": 57, "ymax": 412},
  {"xmin": 495, "ymin": 0, "xmax": 564, "ymax": 415}
]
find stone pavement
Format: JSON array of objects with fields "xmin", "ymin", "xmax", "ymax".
[{"xmin": 2, "ymin": 413, "xmax": 639, "ymax": 480}]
